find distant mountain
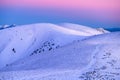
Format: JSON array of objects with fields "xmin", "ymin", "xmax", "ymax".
[{"xmin": 106, "ymin": 28, "xmax": 120, "ymax": 32}]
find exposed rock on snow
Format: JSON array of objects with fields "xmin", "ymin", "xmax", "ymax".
[
  {"xmin": 0, "ymin": 24, "xmax": 16, "ymax": 29},
  {"xmin": 96, "ymin": 28, "xmax": 110, "ymax": 33}
]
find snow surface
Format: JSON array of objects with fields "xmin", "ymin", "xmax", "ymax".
[
  {"xmin": 0, "ymin": 23, "xmax": 120, "ymax": 80},
  {"xmin": 0, "ymin": 23, "xmax": 106, "ymax": 69}
]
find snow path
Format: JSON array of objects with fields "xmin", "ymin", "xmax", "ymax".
[
  {"xmin": 86, "ymin": 45, "xmax": 101, "ymax": 69},
  {"xmin": 78, "ymin": 45, "xmax": 101, "ymax": 73}
]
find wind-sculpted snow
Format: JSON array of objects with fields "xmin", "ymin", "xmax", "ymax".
[{"xmin": 1, "ymin": 23, "xmax": 119, "ymax": 80}]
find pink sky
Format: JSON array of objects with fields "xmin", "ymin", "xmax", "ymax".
[
  {"xmin": 1, "ymin": 0, "xmax": 120, "ymax": 10},
  {"xmin": 0, "ymin": 0, "xmax": 120, "ymax": 24}
]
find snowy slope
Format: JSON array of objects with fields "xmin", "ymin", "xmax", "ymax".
[
  {"xmin": 60, "ymin": 23, "xmax": 109, "ymax": 35},
  {"xmin": 0, "ymin": 23, "xmax": 105, "ymax": 69},
  {"xmin": 0, "ymin": 31, "xmax": 120, "ymax": 80},
  {"xmin": 82, "ymin": 32, "xmax": 120, "ymax": 44},
  {"xmin": 1, "ymin": 42, "xmax": 96, "ymax": 71}
]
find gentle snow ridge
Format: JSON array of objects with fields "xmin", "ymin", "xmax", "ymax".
[{"xmin": 0, "ymin": 23, "xmax": 108, "ymax": 69}]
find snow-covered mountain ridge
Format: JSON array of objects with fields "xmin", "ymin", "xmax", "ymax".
[
  {"xmin": 0, "ymin": 23, "xmax": 108, "ymax": 69},
  {"xmin": 1, "ymin": 23, "xmax": 120, "ymax": 80}
]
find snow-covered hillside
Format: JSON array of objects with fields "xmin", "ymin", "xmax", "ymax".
[
  {"xmin": 0, "ymin": 23, "xmax": 120, "ymax": 80},
  {"xmin": 0, "ymin": 23, "xmax": 107, "ymax": 69}
]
